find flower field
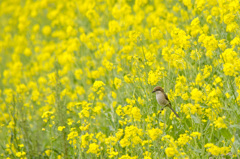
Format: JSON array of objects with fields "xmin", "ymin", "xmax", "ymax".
[{"xmin": 1, "ymin": 0, "xmax": 240, "ymax": 158}]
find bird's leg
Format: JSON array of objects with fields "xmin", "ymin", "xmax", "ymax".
[
  {"xmin": 160, "ymin": 107, "xmax": 164, "ymax": 112},
  {"xmin": 158, "ymin": 103, "xmax": 170, "ymax": 116},
  {"xmin": 158, "ymin": 106, "xmax": 166, "ymax": 115}
]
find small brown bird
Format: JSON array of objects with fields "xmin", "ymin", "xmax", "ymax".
[{"xmin": 152, "ymin": 86, "xmax": 180, "ymax": 118}]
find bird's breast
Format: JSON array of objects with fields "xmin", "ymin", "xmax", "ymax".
[{"xmin": 156, "ymin": 92, "xmax": 168, "ymax": 106}]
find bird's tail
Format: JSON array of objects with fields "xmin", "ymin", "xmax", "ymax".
[{"xmin": 169, "ymin": 107, "xmax": 180, "ymax": 118}]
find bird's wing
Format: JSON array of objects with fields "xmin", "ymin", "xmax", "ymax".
[
  {"xmin": 164, "ymin": 93, "xmax": 169, "ymax": 101},
  {"xmin": 164, "ymin": 93, "xmax": 171, "ymax": 106}
]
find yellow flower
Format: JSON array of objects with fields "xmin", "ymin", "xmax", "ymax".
[
  {"xmin": 124, "ymin": 75, "xmax": 134, "ymax": 83},
  {"xmin": 4, "ymin": 89, "xmax": 14, "ymax": 103},
  {"xmin": 16, "ymin": 84, "xmax": 27, "ymax": 94},
  {"xmin": 221, "ymin": 49, "xmax": 237, "ymax": 63},
  {"xmin": 120, "ymin": 125, "xmax": 143, "ymax": 148},
  {"xmin": 214, "ymin": 116, "xmax": 227, "ymax": 129},
  {"xmin": 223, "ymin": 63, "xmax": 236, "ymax": 76},
  {"xmin": 38, "ymin": 76, "xmax": 47, "ymax": 85},
  {"xmin": 205, "ymin": 143, "xmax": 230, "ymax": 156},
  {"xmin": 128, "ymin": 31, "xmax": 141, "ymax": 43},
  {"xmin": 190, "ymin": 49, "xmax": 202, "ymax": 60},
  {"xmin": 87, "ymin": 143, "xmax": 100, "ymax": 156},
  {"xmin": 177, "ymin": 134, "xmax": 192, "ymax": 146},
  {"xmin": 76, "ymin": 86, "xmax": 85, "ymax": 95},
  {"xmin": 42, "ymin": 25, "xmax": 51, "ymax": 36},
  {"xmin": 143, "ymin": 151, "xmax": 151, "ymax": 159},
  {"xmin": 171, "ymin": 27, "xmax": 190, "ymax": 49},
  {"xmin": 58, "ymin": 126, "xmax": 65, "ymax": 132},
  {"xmin": 225, "ymin": 93, "xmax": 230, "ymax": 98},
  {"xmin": 18, "ymin": 144, "xmax": 24, "ymax": 148},
  {"xmin": 114, "ymin": 77, "xmax": 122, "ymax": 89},
  {"xmin": 102, "ymin": 59, "xmax": 114, "ymax": 71},
  {"xmin": 151, "ymin": 27, "xmax": 162, "ymax": 40},
  {"xmin": 16, "ymin": 151, "xmax": 26, "ymax": 158},
  {"xmin": 107, "ymin": 147, "xmax": 118, "ymax": 158},
  {"xmin": 165, "ymin": 147, "xmax": 178, "ymax": 158},
  {"xmin": 137, "ymin": 97, "xmax": 144, "ymax": 105},
  {"xmin": 230, "ymin": 36, "xmax": 240, "ymax": 48},
  {"xmin": 115, "ymin": 129, "xmax": 124, "ymax": 140},
  {"xmin": 120, "ymin": 137, "xmax": 131, "ymax": 148},
  {"xmin": 148, "ymin": 70, "xmax": 159, "ymax": 86},
  {"xmin": 190, "ymin": 88, "xmax": 203, "ymax": 102},
  {"xmin": 226, "ymin": 21, "xmax": 239, "ymax": 32},
  {"xmin": 190, "ymin": 132, "xmax": 201, "ymax": 139},
  {"xmin": 32, "ymin": 24, "xmax": 40, "ymax": 32},
  {"xmin": 224, "ymin": 13, "xmax": 235, "ymax": 24},
  {"xmin": 45, "ymin": 150, "xmax": 51, "ymax": 156},
  {"xmin": 213, "ymin": 76, "xmax": 223, "ymax": 87},
  {"xmin": 198, "ymin": 34, "xmax": 218, "ymax": 58},
  {"xmin": 16, "ymin": 152, "xmax": 22, "ymax": 157},
  {"xmin": 67, "ymin": 129, "xmax": 78, "ymax": 146},
  {"xmin": 108, "ymin": 20, "xmax": 121, "ymax": 35},
  {"xmin": 46, "ymin": 93, "xmax": 55, "ymax": 105},
  {"xmin": 79, "ymin": 109, "xmax": 90, "ymax": 118},
  {"xmin": 119, "ymin": 154, "xmax": 138, "ymax": 159},
  {"xmin": 92, "ymin": 81, "xmax": 105, "ymax": 92},
  {"xmin": 111, "ymin": 91, "xmax": 117, "ymax": 99},
  {"xmin": 31, "ymin": 90, "xmax": 40, "ymax": 101},
  {"xmin": 116, "ymin": 105, "xmax": 123, "ymax": 116},
  {"xmin": 131, "ymin": 107, "xmax": 142, "ymax": 121},
  {"xmin": 148, "ymin": 128, "xmax": 163, "ymax": 141},
  {"xmin": 190, "ymin": 17, "xmax": 202, "ymax": 37},
  {"xmin": 145, "ymin": 50, "xmax": 155, "ymax": 66},
  {"xmin": 41, "ymin": 111, "xmax": 54, "ymax": 119},
  {"xmin": 24, "ymin": 48, "xmax": 32, "ymax": 56},
  {"xmin": 202, "ymin": 65, "xmax": 212, "ymax": 79},
  {"xmin": 195, "ymin": 73, "xmax": 204, "ymax": 86},
  {"xmin": 74, "ymin": 69, "xmax": 83, "ymax": 80},
  {"xmin": 218, "ymin": 39, "xmax": 227, "ymax": 51},
  {"xmin": 80, "ymin": 133, "xmax": 94, "ymax": 148},
  {"xmin": 105, "ymin": 136, "xmax": 118, "ymax": 146},
  {"xmin": 47, "ymin": 72, "xmax": 57, "ymax": 86}
]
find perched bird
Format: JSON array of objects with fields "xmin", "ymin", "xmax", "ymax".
[{"xmin": 152, "ymin": 86, "xmax": 180, "ymax": 118}]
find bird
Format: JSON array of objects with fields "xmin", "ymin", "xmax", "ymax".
[{"xmin": 152, "ymin": 86, "xmax": 180, "ymax": 118}]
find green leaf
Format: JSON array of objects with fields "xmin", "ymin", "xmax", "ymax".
[
  {"xmin": 221, "ymin": 128, "xmax": 232, "ymax": 140},
  {"xmin": 230, "ymin": 124, "xmax": 240, "ymax": 129},
  {"xmin": 191, "ymin": 115, "xmax": 200, "ymax": 124}
]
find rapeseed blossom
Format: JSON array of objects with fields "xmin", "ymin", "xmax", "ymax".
[
  {"xmin": 214, "ymin": 116, "xmax": 227, "ymax": 129},
  {"xmin": 0, "ymin": 0, "xmax": 239, "ymax": 158},
  {"xmin": 87, "ymin": 143, "xmax": 100, "ymax": 156},
  {"xmin": 148, "ymin": 128, "xmax": 163, "ymax": 141},
  {"xmin": 205, "ymin": 143, "xmax": 231, "ymax": 156},
  {"xmin": 191, "ymin": 88, "xmax": 203, "ymax": 102},
  {"xmin": 165, "ymin": 147, "xmax": 178, "ymax": 158}
]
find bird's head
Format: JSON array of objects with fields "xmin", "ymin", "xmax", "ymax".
[{"xmin": 152, "ymin": 86, "xmax": 164, "ymax": 93}]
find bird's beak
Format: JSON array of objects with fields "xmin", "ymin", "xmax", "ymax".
[{"xmin": 152, "ymin": 90, "xmax": 155, "ymax": 93}]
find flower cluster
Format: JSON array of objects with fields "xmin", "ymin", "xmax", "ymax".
[{"xmin": 0, "ymin": 0, "xmax": 239, "ymax": 158}]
